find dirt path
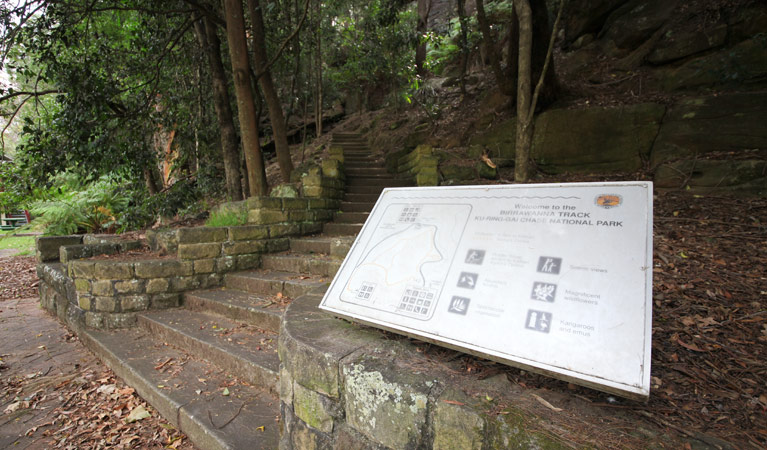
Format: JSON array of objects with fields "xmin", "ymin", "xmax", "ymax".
[{"xmin": 0, "ymin": 267, "xmax": 195, "ymax": 449}]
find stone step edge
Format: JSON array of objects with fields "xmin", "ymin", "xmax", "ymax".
[
  {"xmin": 77, "ymin": 329, "xmax": 260, "ymax": 450},
  {"xmin": 137, "ymin": 312, "xmax": 279, "ymax": 395},
  {"xmin": 184, "ymin": 289, "xmax": 283, "ymax": 333}
]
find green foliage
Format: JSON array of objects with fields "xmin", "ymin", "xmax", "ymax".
[
  {"xmin": 29, "ymin": 173, "xmax": 132, "ymax": 235},
  {"xmin": 0, "ymin": 161, "xmax": 31, "ymax": 213},
  {"xmin": 205, "ymin": 209, "xmax": 247, "ymax": 228},
  {"xmin": 325, "ymin": 1, "xmax": 418, "ymax": 106},
  {"xmin": 424, "ymin": 15, "xmax": 482, "ymax": 75}
]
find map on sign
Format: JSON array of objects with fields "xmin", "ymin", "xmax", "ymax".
[
  {"xmin": 340, "ymin": 203, "xmax": 471, "ymax": 320},
  {"xmin": 320, "ymin": 182, "xmax": 653, "ymax": 400}
]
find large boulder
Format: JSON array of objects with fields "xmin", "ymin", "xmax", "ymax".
[
  {"xmin": 600, "ymin": 0, "xmax": 680, "ymax": 50},
  {"xmin": 532, "ymin": 103, "xmax": 666, "ymax": 173},
  {"xmin": 652, "ymin": 36, "xmax": 767, "ymax": 91},
  {"xmin": 647, "ymin": 24, "xmax": 728, "ymax": 65},
  {"xmin": 651, "ymin": 92, "xmax": 767, "ymax": 166},
  {"xmin": 562, "ymin": 0, "xmax": 629, "ymax": 46}
]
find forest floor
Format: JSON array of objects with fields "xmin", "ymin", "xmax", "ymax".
[{"xmin": 0, "ymin": 257, "xmax": 197, "ymax": 450}]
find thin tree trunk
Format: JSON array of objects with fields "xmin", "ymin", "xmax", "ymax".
[
  {"xmin": 415, "ymin": 0, "xmax": 432, "ymax": 76},
  {"xmin": 248, "ymin": 0, "xmax": 294, "ymax": 183},
  {"xmin": 194, "ymin": 17, "xmax": 243, "ymax": 201},
  {"xmin": 314, "ymin": 0, "xmax": 323, "ymax": 138},
  {"xmin": 456, "ymin": 0, "xmax": 469, "ymax": 98},
  {"xmin": 514, "ymin": 0, "xmax": 564, "ymax": 182},
  {"xmin": 477, "ymin": 0, "xmax": 515, "ymax": 96},
  {"xmin": 223, "ymin": 0, "xmax": 267, "ymax": 197}
]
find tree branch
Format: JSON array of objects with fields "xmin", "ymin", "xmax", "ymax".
[
  {"xmin": 253, "ymin": 0, "xmax": 310, "ymax": 80},
  {"xmin": 0, "ymin": 89, "xmax": 60, "ymax": 103}
]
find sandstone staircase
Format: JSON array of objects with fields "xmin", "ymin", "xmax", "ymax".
[{"xmin": 80, "ymin": 133, "xmax": 409, "ymax": 449}]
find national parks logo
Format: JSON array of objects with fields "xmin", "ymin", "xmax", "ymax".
[{"xmin": 595, "ymin": 194, "xmax": 622, "ymax": 209}]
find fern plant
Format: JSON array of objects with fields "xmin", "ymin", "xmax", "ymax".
[{"xmin": 29, "ymin": 173, "xmax": 131, "ymax": 235}]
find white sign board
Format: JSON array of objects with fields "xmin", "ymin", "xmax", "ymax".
[{"xmin": 320, "ymin": 182, "xmax": 653, "ymax": 400}]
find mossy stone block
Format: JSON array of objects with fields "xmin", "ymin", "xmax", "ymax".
[
  {"xmin": 177, "ymin": 227, "xmax": 227, "ymax": 244},
  {"xmin": 293, "ymin": 382, "xmax": 336, "ymax": 433},
  {"xmin": 74, "ymin": 278, "xmax": 91, "ymax": 293},
  {"xmin": 247, "ymin": 197, "xmax": 283, "ymax": 209},
  {"xmin": 193, "ymin": 258, "xmax": 216, "ymax": 274},
  {"xmin": 115, "ymin": 279, "xmax": 143, "ymax": 295},
  {"xmin": 134, "ymin": 260, "xmax": 193, "ymax": 278},
  {"xmin": 228, "ymin": 225, "xmax": 270, "ymax": 241},
  {"xmin": 282, "ymin": 198, "xmax": 309, "ymax": 210},
  {"xmin": 78, "ymin": 295, "xmax": 92, "ymax": 311},
  {"xmin": 120, "ymin": 295, "xmax": 149, "ymax": 312},
  {"xmin": 146, "ymin": 278, "xmax": 170, "ymax": 294},
  {"xmin": 93, "ymin": 296, "xmax": 117, "ymax": 313},
  {"xmin": 69, "ymin": 260, "xmax": 96, "ymax": 279},
  {"xmin": 92, "ymin": 280, "xmax": 114, "ymax": 296},
  {"xmin": 342, "ymin": 358, "xmax": 431, "ymax": 449},
  {"xmin": 178, "ymin": 243, "xmax": 221, "ymax": 260},
  {"xmin": 93, "ymin": 262, "xmax": 133, "ymax": 280},
  {"xmin": 236, "ymin": 254, "xmax": 261, "ymax": 270},
  {"xmin": 269, "ymin": 224, "xmax": 301, "ymax": 238},
  {"xmin": 150, "ymin": 293, "xmax": 180, "ymax": 309},
  {"xmin": 248, "ymin": 209, "xmax": 289, "ymax": 225},
  {"xmin": 433, "ymin": 390, "xmax": 484, "ymax": 450},
  {"xmin": 170, "ymin": 276, "xmax": 200, "ymax": 292},
  {"xmin": 222, "ymin": 240, "xmax": 267, "ymax": 256}
]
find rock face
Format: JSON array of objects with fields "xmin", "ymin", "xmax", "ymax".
[
  {"xmin": 471, "ymin": 103, "xmax": 666, "ymax": 173},
  {"xmin": 651, "ymin": 92, "xmax": 767, "ymax": 165},
  {"xmin": 647, "ymin": 25, "xmax": 728, "ymax": 64},
  {"xmin": 533, "ymin": 103, "xmax": 666, "ymax": 173},
  {"xmin": 600, "ymin": 0, "xmax": 680, "ymax": 50},
  {"xmin": 562, "ymin": 0, "xmax": 629, "ymax": 46},
  {"xmin": 653, "ymin": 36, "xmax": 767, "ymax": 91},
  {"xmin": 654, "ymin": 159, "xmax": 767, "ymax": 194}
]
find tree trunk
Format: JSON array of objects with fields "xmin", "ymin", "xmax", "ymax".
[
  {"xmin": 476, "ymin": 0, "xmax": 515, "ymax": 96},
  {"xmin": 223, "ymin": 0, "xmax": 267, "ymax": 197},
  {"xmin": 530, "ymin": 0, "xmax": 559, "ymax": 107},
  {"xmin": 314, "ymin": 0, "xmax": 323, "ymax": 138},
  {"xmin": 514, "ymin": 0, "xmax": 534, "ymax": 183},
  {"xmin": 456, "ymin": 0, "xmax": 469, "ymax": 97},
  {"xmin": 248, "ymin": 0, "xmax": 294, "ymax": 183},
  {"xmin": 478, "ymin": 0, "xmax": 559, "ymax": 105},
  {"xmin": 514, "ymin": 0, "xmax": 564, "ymax": 182},
  {"xmin": 193, "ymin": 17, "xmax": 243, "ymax": 201},
  {"xmin": 415, "ymin": 0, "xmax": 432, "ymax": 76}
]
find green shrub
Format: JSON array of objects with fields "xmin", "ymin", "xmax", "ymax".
[
  {"xmin": 205, "ymin": 208, "xmax": 247, "ymax": 228},
  {"xmin": 29, "ymin": 173, "xmax": 131, "ymax": 235}
]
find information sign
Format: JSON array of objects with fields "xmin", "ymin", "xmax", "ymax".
[{"xmin": 320, "ymin": 182, "xmax": 653, "ymax": 400}]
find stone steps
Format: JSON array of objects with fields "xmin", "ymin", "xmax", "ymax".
[
  {"xmin": 334, "ymin": 211, "xmax": 370, "ymax": 223},
  {"xmin": 340, "ymin": 201, "xmax": 377, "ymax": 212},
  {"xmin": 74, "ymin": 131, "xmax": 414, "ymax": 450},
  {"xmin": 137, "ymin": 309, "xmax": 280, "ymax": 394},
  {"xmin": 346, "ymin": 177, "xmax": 410, "ymax": 187},
  {"xmin": 184, "ymin": 288, "xmax": 284, "ymax": 332},
  {"xmin": 323, "ymin": 222, "xmax": 364, "ymax": 236},
  {"xmin": 260, "ymin": 253, "xmax": 342, "ymax": 277},
  {"xmin": 225, "ymin": 269, "xmax": 327, "ymax": 299},
  {"xmin": 80, "ymin": 327, "xmax": 280, "ymax": 450},
  {"xmin": 343, "ymin": 192, "xmax": 381, "ymax": 203}
]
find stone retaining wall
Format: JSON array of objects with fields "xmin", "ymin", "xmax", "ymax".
[
  {"xmin": 278, "ymin": 294, "xmax": 725, "ymax": 450},
  {"xmin": 385, "ymin": 145, "xmax": 439, "ymax": 186},
  {"xmin": 36, "ymin": 188, "xmax": 342, "ymax": 330}
]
